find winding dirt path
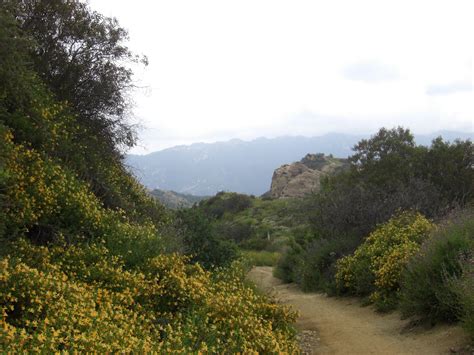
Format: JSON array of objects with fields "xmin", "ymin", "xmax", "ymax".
[{"xmin": 248, "ymin": 266, "xmax": 470, "ymax": 355}]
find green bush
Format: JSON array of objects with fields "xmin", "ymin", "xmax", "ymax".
[
  {"xmin": 449, "ymin": 257, "xmax": 474, "ymax": 339},
  {"xmin": 400, "ymin": 210, "xmax": 474, "ymax": 322},
  {"xmin": 298, "ymin": 235, "xmax": 360, "ymax": 294},
  {"xmin": 273, "ymin": 226, "xmax": 316, "ymax": 284},
  {"xmin": 214, "ymin": 220, "xmax": 254, "ymax": 244},
  {"xmin": 274, "ymin": 240, "xmax": 304, "ymax": 284},
  {"xmin": 176, "ymin": 208, "xmax": 238, "ymax": 269},
  {"xmin": 200, "ymin": 192, "xmax": 253, "ymax": 219}
]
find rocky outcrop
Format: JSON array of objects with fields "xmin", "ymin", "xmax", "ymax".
[
  {"xmin": 270, "ymin": 162, "xmax": 322, "ymax": 198},
  {"xmin": 269, "ymin": 154, "xmax": 347, "ymax": 199}
]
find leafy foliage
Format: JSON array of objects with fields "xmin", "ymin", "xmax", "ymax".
[
  {"xmin": 7, "ymin": 0, "xmax": 145, "ymax": 151},
  {"xmin": 196, "ymin": 192, "xmax": 309, "ymax": 255}
]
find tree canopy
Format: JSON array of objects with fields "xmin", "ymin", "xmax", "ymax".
[{"xmin": 4, "ymin": 0, "xmax": 147, "ymax": 154}]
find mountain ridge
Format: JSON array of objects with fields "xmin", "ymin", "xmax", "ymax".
[{"xmin": 126, "ymin": 131, "xmax": 473, "ymax": 196}]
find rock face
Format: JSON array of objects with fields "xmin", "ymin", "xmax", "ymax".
[
  {"xmin": 269, "ymin": 153, "xmax": 347, "ymax": 199},
  {"xmin": 270, "ymin": 162, "xmax": 322, "ymax": 198}
]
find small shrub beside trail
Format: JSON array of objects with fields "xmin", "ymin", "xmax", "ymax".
[
  {"xmin": 335, "ymin": 211, "xmax": 434, "ymax": 310},
  {"xmin": 400, "ymin": 211, "xmax": 474, "ymax": 324}
]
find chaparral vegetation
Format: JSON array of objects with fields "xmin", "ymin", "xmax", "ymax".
[{"xmin": 0, "ymin": 1, "xmax": 297, "ymax": 352}]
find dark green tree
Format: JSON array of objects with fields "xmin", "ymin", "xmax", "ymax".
[
  {"xmin": 0, "ymin": 5, "xmax": 165, "ymax": 227},
  {"xmin": 420, "ymin": 137, "xmax": 473, "ymax": 208},
  {"xmin": 5, "ymin": 0, "xmax": 147, "ymax": 153},
  {"xmin": 349, "ymin": 126, "xmax": 426, "ymax": 188}
]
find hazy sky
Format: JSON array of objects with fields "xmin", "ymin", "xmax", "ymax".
[{"xmin": 89, "ymin": 0, "xmax": 473, "ymax": 154}]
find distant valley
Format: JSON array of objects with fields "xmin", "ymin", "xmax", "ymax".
[{"xmin": 127, "ymin": 131, "xmax": 473, "ymax": 196}]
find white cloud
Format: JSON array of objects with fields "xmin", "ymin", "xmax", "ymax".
[
  {"xmin": 343, "ymin": 61, "xmax": 399, "ymax": 83},
  {"xmin": 426, "ymin": 81, "xmax": 472, "ymax": 95},
  {"xmin": 89, "ymin": 0, "xmax": 474, "ymax": 153}
]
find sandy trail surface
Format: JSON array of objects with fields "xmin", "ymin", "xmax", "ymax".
[{"xmin": 248, "ymin": 266, "xmax": 470, "ymax": 355}]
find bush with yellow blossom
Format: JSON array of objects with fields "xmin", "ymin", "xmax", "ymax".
[
  {"xmin": 335, "ymin": 211, "xmax": 434, "ymax": 310},
  {"xmin": 1, "ymin": 239, "xmax": 298, "ymax": 353}
]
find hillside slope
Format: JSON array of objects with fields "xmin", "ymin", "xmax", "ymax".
[{"xmin": 0, "ymin": 4, "xmax": 298, "ymax": 352}]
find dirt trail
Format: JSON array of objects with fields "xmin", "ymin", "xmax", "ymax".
[{"xmin": 248, "ymin": 266, "xmax": 470, "ymax": 355}]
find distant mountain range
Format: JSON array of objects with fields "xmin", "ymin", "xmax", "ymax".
[{"xmin": 126, "ymin": 131, "xmax": 473, "ymax": 196}]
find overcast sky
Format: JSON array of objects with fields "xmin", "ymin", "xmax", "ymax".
[{"xmin": 89, "ymin": 0, "xmax": 473, "ymax": 154}]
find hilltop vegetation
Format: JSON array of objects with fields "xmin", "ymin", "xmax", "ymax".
[
  {"xmin": 182, "ymin": 191, "xmax": 310, "ymax": 267},
  {"xmin": 150, "ymin": 189, "xmax": 208, "ymax": 209},
  {"xmin": 0, "ymin": 2, "xmax": 297, "ymax": 352}
]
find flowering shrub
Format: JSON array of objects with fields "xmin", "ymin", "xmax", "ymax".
[
  {"xmin": 0, "ymin": 125, "xmax": 298, "ymax": 352},
  {"xmin": 0, "ymin": 257, "xmax": 160, "ymax": 352},
  {"xmin": 0, "ymin": 11, "xmax": 298, "ymax": 352},
  {"xmin": 335, "ymin": 211, "xmax": 433, "ymax": 309},
  {"xmin": 0, "ymin": 241, "xmax": 298, "ymax": 353},
  {"xmin": 0, "ymin": 127, "xmax": 162, "ymax": 264}
]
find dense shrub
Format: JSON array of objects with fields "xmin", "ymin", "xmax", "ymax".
[
  {"xmin": 240, "ymin": 236, "xmax": 272, "ymax": 251},
  {"xmin": 0, "ymin": 127, "xmax": 163, "ymax": 267},
  {"xmin": 0, "ymin": 259, "xmax": 158, "ymax": 352},
  {"xmin": 308, "ymin": 177, "xmax": 440, "ymax": 243},
  {"xmin": 214, "ymin": 220, "xmax": 254, "ymax": 244},
  {"xmin": 274, "ymin": 244, "xmax": 303, "ymax": 284},
  {"xmin": 275, "ymin": 233, "xmax": 358, "ymax": 292},
  {"xmin": 299, "ymin": 235, "xmax": 360, "ymax": 294},
  {"xmin": 200, "ymin": 192, "xmax": 253, "ymax": 219},
  {"xmin": 336, "ymin": 212, "xmax": 433, "ymax": 310},
  {"xmin": 400, "ymin": 211, "xmax": 474, "ymax": 322},
  {"xmin": 0, "ymin": 240, "xmax": 298, "ymax": 352},
  {"xmin": 176, "ymin": 208, "xmax": 238, "ymax": 269}
]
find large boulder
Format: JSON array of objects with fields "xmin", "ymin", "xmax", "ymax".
[
  {"xmin": 270, "ymin": 162, "xmax": 322, "ymax": 198},
  {"xmin": 269, "ymin": 154, "xmax": 347, "ymax": 198}
]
